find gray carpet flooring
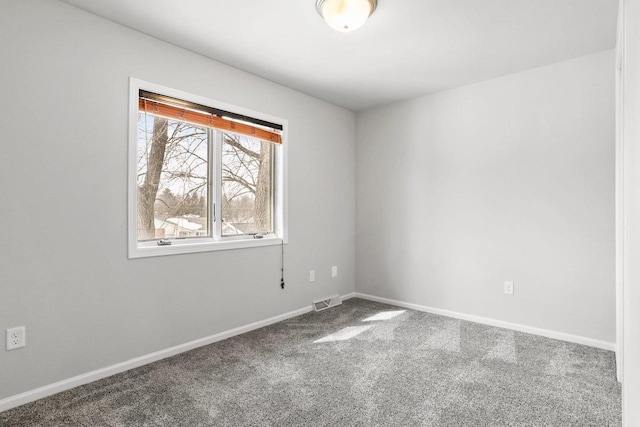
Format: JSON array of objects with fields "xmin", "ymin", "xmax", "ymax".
[{"xmin": 0, "ymin": 298, "xmax": 621, "ymax": 426}]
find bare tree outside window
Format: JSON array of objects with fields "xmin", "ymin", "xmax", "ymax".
[
  {"xmin": 222, "ymin": 133, "xmax": 273, "ymax": 235},
  {"xmin": 137, "ymin": 114, "xmax": 209, "ymax": 240},
  {"xmin": 136, "ymin": 113, "xmax": 275, "ymax": 241}
]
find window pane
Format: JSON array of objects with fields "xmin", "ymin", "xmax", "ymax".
[
  {"xmin": 137, "ymin": 113, "xmax": 209, "ymax": 241},
  {"xmin": 221, "ymin": 133, "xmax": 273, "ymax": 236}
]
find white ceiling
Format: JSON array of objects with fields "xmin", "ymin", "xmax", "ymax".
[{"xmin": 61, "ymin": 0, "xmax": 617, "ymax": 111}]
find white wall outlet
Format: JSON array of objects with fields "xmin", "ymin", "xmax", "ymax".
[
  {"xmin": 310, "ymin": 270, "xmax": 315, "ymax": 282},
  {"xmin": 6, "ymin": 326, "xmax": 26, "ymax": 350},
  {"xmin": 332, "ymin": 266, "xmax": 338, "ymax": 278},
  {"xmin": 504, "ymin": 281, "xmax": 514, "ymax": 295}
]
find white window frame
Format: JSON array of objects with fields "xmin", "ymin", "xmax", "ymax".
[{"xmin": 128, "ymin": 78, "xmax": 288, "ymax": 259}]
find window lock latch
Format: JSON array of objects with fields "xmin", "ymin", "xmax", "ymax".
[{"xmin": 157, "ymin": 240, "xmax": 172, "ymax": 246}]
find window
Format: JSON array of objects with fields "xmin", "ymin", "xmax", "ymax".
[{"xmin": 128, "ymin": 79, "xmax": 287, "ymax": 258}]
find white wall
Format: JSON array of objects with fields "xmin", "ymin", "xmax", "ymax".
[
  {"xmin": 0, "ymin": 0, "xmax": 355, "ymax": 400},
  {"xmin": 356, "ymin": 50, "xmax": 615, "ymax": 343},
  {"xmin": 621, "ymin": 0, "xmax": 640, "ymax": 423},
  {"xmin": 616, "ymin": 0, "xmax": 625, "ymax": 384}
]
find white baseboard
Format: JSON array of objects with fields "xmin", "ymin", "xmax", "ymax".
[
  {"xmin": 342, "ymin": 291, "xmax": 356, "ymax": 300},
  {"xmin": 355, "ymin": 292, "xmax": 616, "ymax": 352},
  {"xmin": 0, "ymin": 291, "xmax": 354, "ymax": 413}
]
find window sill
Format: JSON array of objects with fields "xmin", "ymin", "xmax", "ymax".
[{"xmin": 129, "ymin": 236, "xmax": 284, "ymax": 259}]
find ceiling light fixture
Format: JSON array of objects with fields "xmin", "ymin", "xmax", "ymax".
[{"xmin": 316, "ymin": 0, "xmax": 377, "ymax": 33}]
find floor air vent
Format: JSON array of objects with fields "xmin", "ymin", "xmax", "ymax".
[{"xmin": 313, "ymin": 295, "xmax": 342, "ymax": 312}]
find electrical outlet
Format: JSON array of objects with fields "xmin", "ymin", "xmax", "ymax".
[
  {"xmin": 6, "ymin": 326, "xmax": 26, "ymax": 350},
  {"xmin": 332, "ymin": 266, "xmax": 338, "ymax": 278},
  {"xmin": 504, "ymin": 281, "xmax": 514, "ymax": 295},
  {"xmin": 310, "ymin": 270, "xmax": 315, "ymax": 282}
]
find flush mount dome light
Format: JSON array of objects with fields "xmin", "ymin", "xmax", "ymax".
[{"xmin": 316, "ymin": 0, "xmax": 377, "ymax": 32}]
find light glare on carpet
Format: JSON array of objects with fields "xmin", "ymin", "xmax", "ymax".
[
  {"xmin": 485, "ymin": 329, "xmax": 517, "ymax": 363},
  {"xmin": 314, "ymin": 326, "xmax": 372, "ymax": 343},
  {"xmin": 422, "ymin": 319, "xmax": 461, "ymax": 352},
  {"xmin": 362, "ymin": 310, "xmax": 406, "ymax": 322}
]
